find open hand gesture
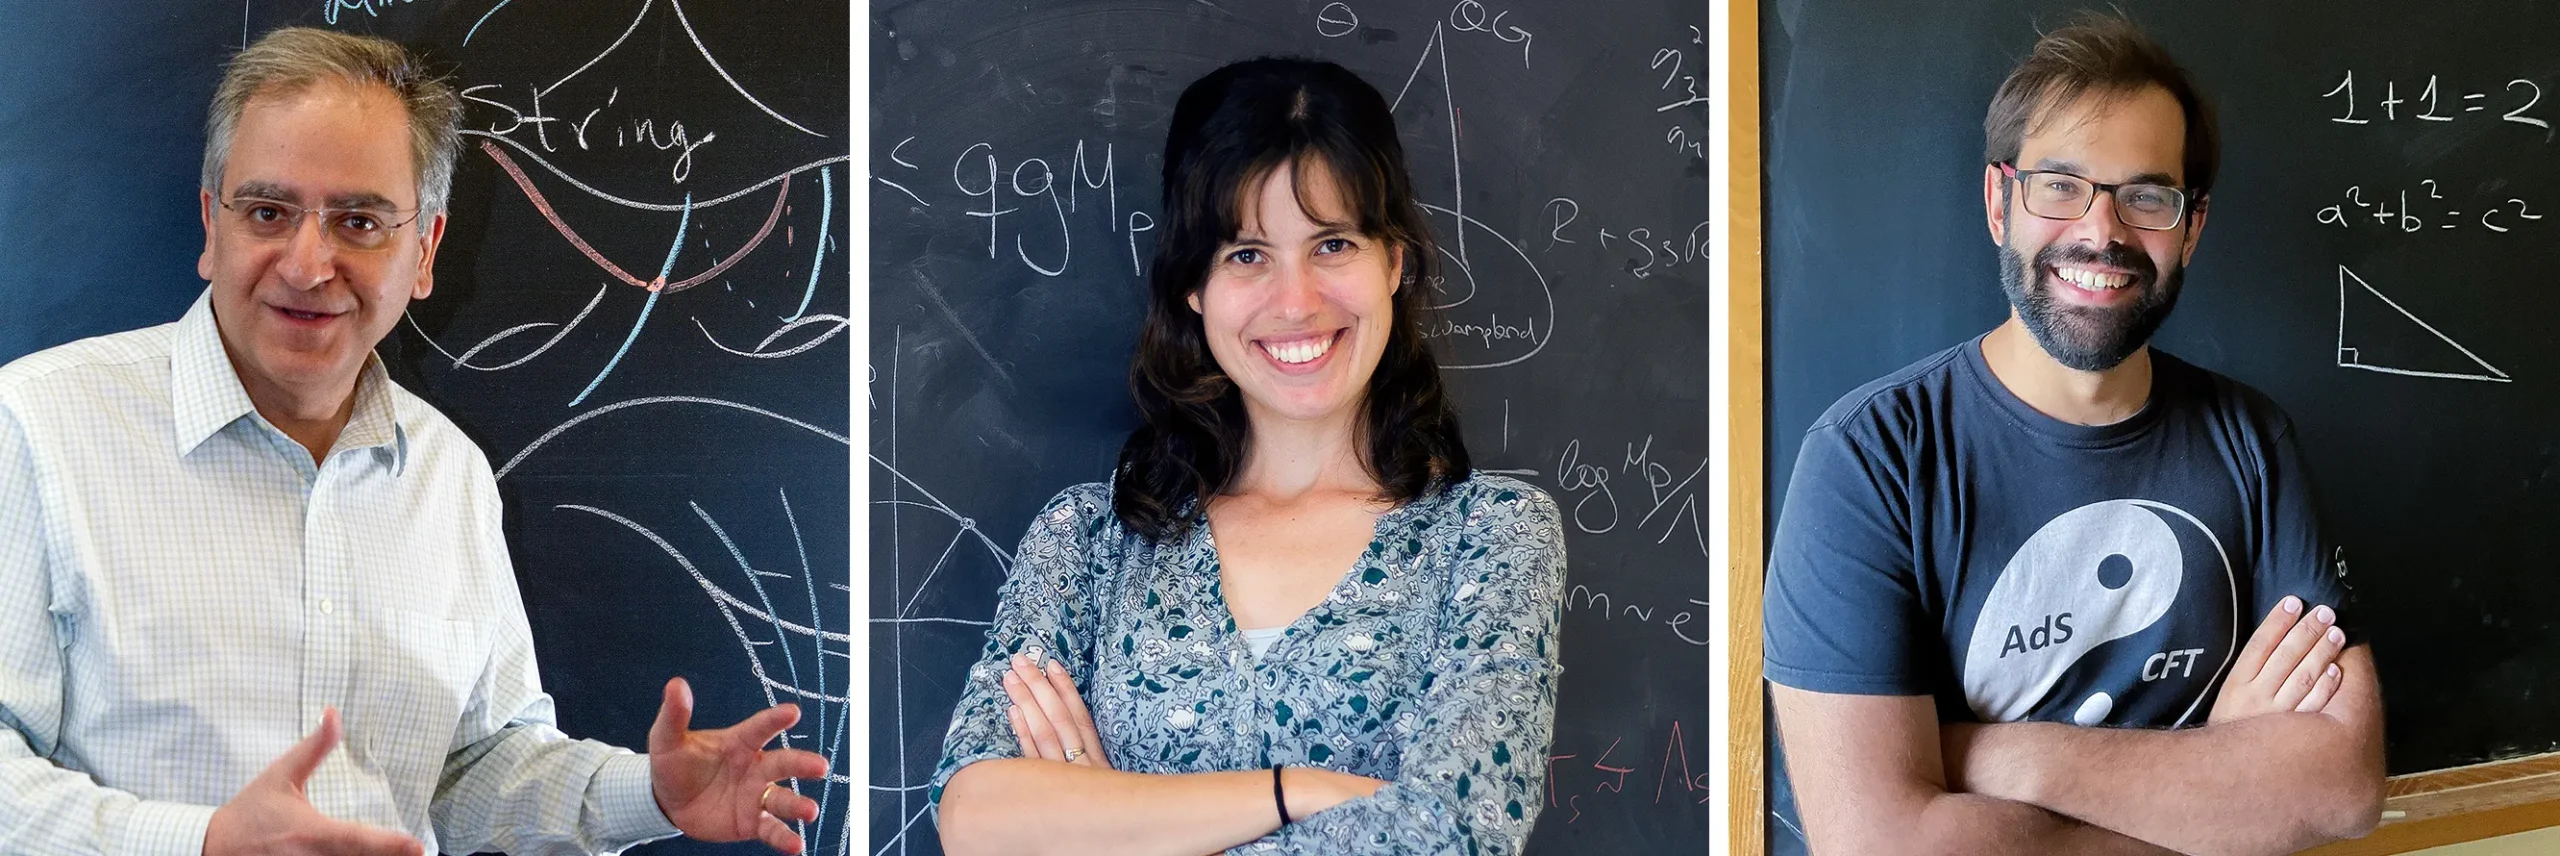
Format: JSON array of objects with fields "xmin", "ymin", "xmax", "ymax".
[
  {"xmin": 204, "ymin": 708, "xmax": 425, "ymax": 856},
  {"xmin": 648, "ymin": 678, "xmax": 833, "ymax": 853}
]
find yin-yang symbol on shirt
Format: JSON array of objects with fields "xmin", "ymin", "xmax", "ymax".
[{"xmin": 1960, "ymin": 499, "xmax": 2234, "ymax": 726}]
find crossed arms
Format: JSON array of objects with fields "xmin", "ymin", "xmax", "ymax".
[
  {"xmin": 1773, "ymin": 597, "xmax": 2385, "ymax": 856},
  {"xmin": 932, "ymin": 485, "xmax": 1567, "ymax": 856}
]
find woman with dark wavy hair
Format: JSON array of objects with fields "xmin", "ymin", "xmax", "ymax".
[{"xmin": 930, "ymin": 57, "xmax": 1567, "ymax": 856}]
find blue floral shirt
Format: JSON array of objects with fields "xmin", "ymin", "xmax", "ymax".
[{"xmin": 931, "ymin": 474, "xmax": 1568, "ymax": 855}]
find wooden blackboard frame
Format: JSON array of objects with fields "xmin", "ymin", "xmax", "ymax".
[
  {"xmin": 1720, "ymin": 2, "xmax": 2560, "ymax": 853},
  {"xmin": 1718, "ymin": 0, "xmax": 1768, "ymax": 852},
  {"xmin": 2303, "ymin": 754, "xmax": 2560, "ymax": 855}
]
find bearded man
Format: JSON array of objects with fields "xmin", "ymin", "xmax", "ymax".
[{"xmin": 1760, "ymin": 14, "xmax": 2386, "ymax": 856}]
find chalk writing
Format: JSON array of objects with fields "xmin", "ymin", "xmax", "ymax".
[
  {"xmin": 877, "ymin": 136, "xmax": 1136, "ymax": 278},
  {"xmin": 2324, "ymin": 71, "xmax": 2551, "ymax": 136},
  {"xmin": 325, "ymin": 0, "xmax": 428, "ymax": 25},
  {"xmin": 1544, "ymin": 721, "xmax": 1712, "ymax": 824},
  {"xmin": 1648, "ymin": 27, "xmax": 1709, "ymax": 159},
  {"xmin": 2315, "ymin": 181, "xmax": 2544, "ymax": 233},
  {"xmin": 463, "ymin": 84, "xmax": 720, "ymax": 183},
  {"xmin": 1551, "ymin": 436, "xmax": 1709, "ymax": 558},
  {"xmin": 1566, "ymin": 585, "xmax": 1710, "ymax": 647},
  {"xmin": 1541, "ymin": 197, "xmax": 1710, "ymax": 281},
  {"xmin": 1316, "ymin": 3, "xmax": 1361, "ymax": 38},
  {"xmin": 869, "ymin": 330, "xmax": 1027, "ymax": 856},
  {"xmin": 1427, "ymin": 314, "xmax": 1540, "ymax": 348},
  {"xmin": 1446, "ymin": 0, "xmax": 1533, "ymax": 68}
]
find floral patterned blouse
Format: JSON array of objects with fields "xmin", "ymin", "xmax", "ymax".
[{"xmin": 931, "ymin": 474, "xmax": 1568, "ymax": 855}]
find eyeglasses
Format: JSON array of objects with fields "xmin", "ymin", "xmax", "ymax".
[
  {"xmin": 1999, "ymin": 163, "xmax": 2195, "ymax": 231},
  {"xmin": 219, "ymin": 196, "xmax": 422, "ymax": 252}
]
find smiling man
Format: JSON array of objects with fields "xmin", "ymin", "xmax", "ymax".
[
  {"xmin": 0, "ymin": 27, "xmax": 824, "ymax": 856},
  {"xmin": 1761, "ymin": 14, "xmax": 2386, "ymax": 856}
]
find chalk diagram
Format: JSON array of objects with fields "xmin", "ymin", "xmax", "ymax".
[
  {"xmin": 868, "ymin": 328, "xmax": 1018, "ymax": 856},
  {"xmin": 2334, "ymin": 265, "xmax": 2513, "ymax": 383},
  {"xmin": 1380, "ymin": 20, "xmax": 1558, "ymax": 371},
  {"xmin": 349, "ymin": 1, "xmax": 853, "ymax": 853}
]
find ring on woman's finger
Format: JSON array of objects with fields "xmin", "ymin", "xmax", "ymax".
[{"xmin": 1064, "ymin": 746, "xmax": 1086, "ymax": 762}]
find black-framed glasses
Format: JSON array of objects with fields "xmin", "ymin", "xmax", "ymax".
[
  {"xmin": 1999, "ymin": 162, "xmax": 2195, "ymax": 231},
  {"xmin": 219, "ymin": 196, "xmax": 422, "ymax": 252}
]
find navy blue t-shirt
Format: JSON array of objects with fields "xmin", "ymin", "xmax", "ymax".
[{"xmin": 1760, "ymin": 337, "xmax": 2356, "ymax": 850}]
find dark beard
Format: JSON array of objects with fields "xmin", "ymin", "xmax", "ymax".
[{"xmin": 1997, "ymin": 238, "xmax": 2183, "ymax": 372}]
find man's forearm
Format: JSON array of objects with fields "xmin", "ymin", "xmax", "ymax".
[
  {"xmin": 0, "ymin": 751, "xmax": 216, "ymax": 856},
  {"xmin": 1947, "ymin": 711, "xmax": 2383, "ymax": 856},
  {"xmin": 1880, "ymin": 790, "xmax": 2179, "ymax": 856},
  {"xmin": 435, "ymin": 721, "xmax": 676, "ymax": 855}
]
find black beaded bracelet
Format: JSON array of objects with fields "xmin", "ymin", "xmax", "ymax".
[{"xmin": 1272, "ymin": 764, "xmax": 1289, "ymax": 825}]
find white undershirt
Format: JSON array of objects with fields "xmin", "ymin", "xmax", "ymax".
[{"xmin": 1240, "ymin": 626, "xmax": 1288, "ymax": 659}]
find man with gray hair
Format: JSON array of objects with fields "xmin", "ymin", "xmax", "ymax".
[{"xmin": 0, "ymin": 27, "xmax": 824, "ymax": 856}]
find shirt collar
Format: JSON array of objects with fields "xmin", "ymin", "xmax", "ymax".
[{"xmin": 170, "ymin": 291, "xmax": 412, "ymax": 473}]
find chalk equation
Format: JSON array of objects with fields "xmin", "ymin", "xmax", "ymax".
[
  {"xmin": 1553, "ymin": 435, "xmax": 1710, "ymax": 560},
  {"xmin": 1540, "ymin": 197, "xmax": 1710, "ymax": 282},
  {"xmin": 2323, "ymin": 71, "xmax": 2551, "ymax": 135},
  {"xmin": 1649, "ymin": 26, "xmax": 1709, "ymax": 160},
  {"xmin": 1544, "ymin": 721, "xmax": 1712, "ymax": 824},
  {"xmin": 2314, "ymin": 181, "xmax": 2544, "ymax": 233},
  {"xmin": 874, "ymin": 134, "xmax": 1134, "ymax": 277},
  {"xmin": 1566, "ymin": 584, "xmax": 1710, "ymax": 647}
]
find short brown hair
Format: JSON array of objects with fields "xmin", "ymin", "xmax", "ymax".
[
  {"xmin": 1984, "ymin": 11, "xmax": 2218, "ymax": 198},
  {"xmin": 203, "ymin": 28, "xmax": 462, "ymax": 214}
]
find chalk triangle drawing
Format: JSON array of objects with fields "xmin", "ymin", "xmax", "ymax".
[{"xmin": 2334, "ymin": 265, "xmax": 2512, "ymax": 383}]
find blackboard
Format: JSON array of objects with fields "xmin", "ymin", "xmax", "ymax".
[
  {"xmin": 0, "ymin": 4, "xmax": 850, "ymax": 855},
  {"xmin": 1761, "ymin": 0, "xmax": 2560, "ymax": 849},
  {"xmin": 869, "ymin": 1, "xmax": 1715, "ymax": 853}
]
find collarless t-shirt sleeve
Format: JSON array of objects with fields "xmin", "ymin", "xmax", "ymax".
[
  {"xmin": 1763, "ymin": 420, "xmax": 1938, "ymax": 696},
  {"xmin": 2250, "ymin": 417, "xmax": 2360, "ymax": 642}
]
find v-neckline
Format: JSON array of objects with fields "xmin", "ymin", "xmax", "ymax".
[{"xmin": 1197, "ymin": 496, "xmax": 1405, "ymax": 664}]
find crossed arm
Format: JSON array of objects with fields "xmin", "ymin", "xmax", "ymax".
[
  {"xmin": 1774, "ymin": 598, "xmax": 2385, "ymax": 856},
  {"xmin": 934, "ymin": 654, "xmax": 1392, "ymax": 856},
  {"xmin": 934, "ymin": 486, "xmax": 1566, "ymax": 856}
]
